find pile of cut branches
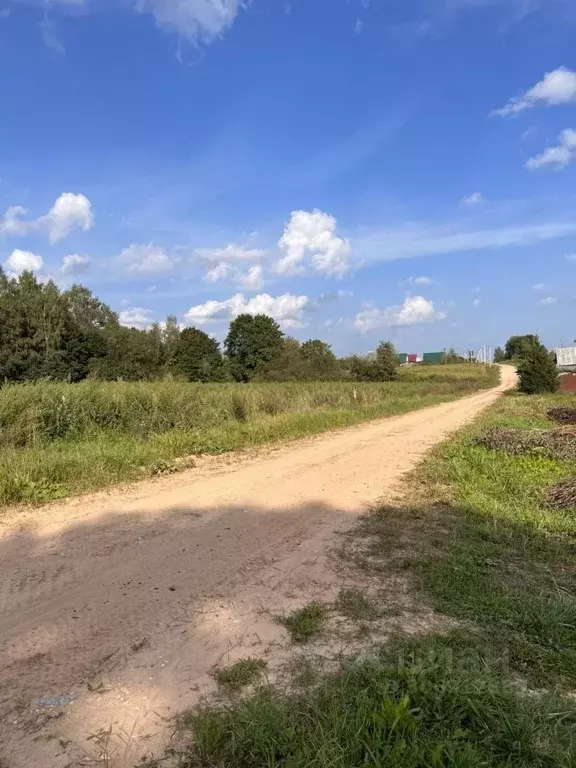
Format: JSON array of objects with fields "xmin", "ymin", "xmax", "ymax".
[
  {"xmin": 547, "ymin": 407, "xmax": 576, "ymax": 425},
  {"xmin": 547, "ymin": 477, "xmax": 576, "ymax": 509},
  {"xmin": 475, "ymin": 427, "xmax": 576, "ymax": 460}
]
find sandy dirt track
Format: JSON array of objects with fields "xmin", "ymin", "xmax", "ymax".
[{"xmin": 0, "ymin": 366, "xmax": 516, "ymax": 767}]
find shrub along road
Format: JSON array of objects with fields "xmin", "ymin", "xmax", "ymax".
[{"xmin": 0, "ymin": 366, "xmax": 516, "ymax": 768}]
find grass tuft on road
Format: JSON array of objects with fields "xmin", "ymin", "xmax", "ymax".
[
  {"xmin": 212, "ymin": 658, "xmax": 267, "ymax": 693},
  {"xmin": 277, "ymin": 602, "xmax": 328, "ymax": 644}
]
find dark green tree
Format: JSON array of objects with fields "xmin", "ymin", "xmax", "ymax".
[
  {"xmin": 374, "ymin": 341, "xmax": 399, "ymax": 380},
  {"xmin": 62, "ymin": 285, "xmax": 119, "ymax": 379},
  {"xmin": 90, "ymin": 327, "xmax": 164, "ymax": 380},
  {"xmin": 259, "ymin": 337, "xmax": 306, "ymax": 381},
  {"xmin": 171, "ymin": 327, "xmax": 223, "ymax": 382},
  {"xmin": 224, "ymin": 314, "xmax": 284, "ymax": 381},
  {"xmin": 504, "ymin": 335, "xmax": 540, "ymax": 361},
  {"xmin": 517, "ymin": 339, "xmax": 558, "ymax": 394},
  {"xmin": 493, "ymin": 346, "xmax": 506, "ymax": 363},
  {"xmin": 0, "ymin": 271, "xmax": 87, "ymax": 381},
  {"xmin": 300, "ymin": 339, "xmax": 339, "ymax": 379},
  {"xmin": 346, "ymin": 356, "xmax": 380, "ymax": 382}
]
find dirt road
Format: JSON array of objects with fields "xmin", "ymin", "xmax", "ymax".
[{"xmin": 0, "ymin": 366, "xmax": 515, "ymax": 767}]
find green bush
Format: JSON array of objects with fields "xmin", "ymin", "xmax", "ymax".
[{"xmin": 517, "ymin": 341, "xmax": 558, "ymax": 394}]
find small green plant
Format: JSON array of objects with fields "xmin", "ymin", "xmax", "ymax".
[
  {"xmin": 277, "ymin": 602, "xmax": 328, "ymax": 644},
  {"xmin": 149, "ymin": 458, "xmax": 178, "ymax": 476},
  {"xmin": 212, "ymin": 658, "xmax": 267, "ymax": 692},
  {"xmin": 335, "ymin": 588, "xmax": 381, "ymax": 621},
  {"xmin": 12, "ymin": 477, "xmax": 67, "ymax": 503}
]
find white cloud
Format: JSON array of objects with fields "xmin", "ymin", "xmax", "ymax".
[
  {"xmin": 0, "ymin": 192, "xmax": 93, "ymax": 242},
  {"xmin": 119, "ymin": 243, "xmax": 176, "ymax": 275},
  {"xmin": 185, "ymin": 292, "xmax": 311, "ymax": 329},
  {"xmin": 42, "ymin": 192, "xmax": 94, "ymax": 242},
  {"xmin": 238, "ymin": 264, "xmax": 264, "ymax": 290},
  {"xmin": 532, "ymin": 282, "xmax": 549, "ymax": 291},
  {"xmin": 137, "ymin": 0, "xmax": 242, "ymax": 42},
  {"xmin": 40, "ymin": 18, "xmax": 65, "ymax": 54},
  {"xmin": 472, "ymin": 297, "xmax": 481, "ymax": 307},
  {"xmin": 354, "ymin": 296, "xmax": 446, "ymax": 333},
  {"xmin": 355, "ymin": 219, "xmax": 576, "ymax": 263},
  {"xmin": 119, "ymin": 306, "xmax": 155, "ymax": 329},
  {"xmin": 566, "ymin": 253, "xmax": 576, "ymax": 261},
  {"xmin": 3, "ymin": 249, "xmax": 43, "ymax": 278},
  {"xmin": 354, "ymin": 18, "xmax": 363, "ymax": 34},
  {"xmin": 461, "ymin": 192, "xmax": 484, "ymax": 206},
  {"xmin": 493, "ymin": 67, "xmax": 576, "ymax": 117},
  {"xmin": 31, "ymin": 0, "xmax": 242, "ymax": 43},
  {"xmin": 538, "ymin": 296, "xmax": 558, "ymax": 306},
  {"xmin": 0, "ymin": 206, "xmax": 30, "ymax": 236},
  {"xmin": 277, "ymin": 209, "xmax": 351, "ymax": 278},
  {"xmin": 204, "ymin": 262, "xmax": 232, "ymax": 283},
  {"xmin": 60, "ymin": 253, "xmax": 91, "ymax": 276},
  {"xmin": 404, "ymin": 275, "xmax": 434, "ymax": 286},
  {"xmin": 199, "ymin": 244, "xmax": 266, "ymax": 263},
  {"xmin": 526, "ymin": 128, "xmax": 576, "ymax": 169},
  {"xmin": 197, "ymin": 244, "xmax": 266, "ymax": 289}
]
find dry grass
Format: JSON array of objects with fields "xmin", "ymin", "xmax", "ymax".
[
  {"xmin": 475, "ymin": 425, "xmax": 576, "ymax": 459},
  {"xmin": 547, "ymin": 477, "xmax": 576, "ymax": 509}
]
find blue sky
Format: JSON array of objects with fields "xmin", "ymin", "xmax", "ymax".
[{"xmin": 1, "ymin": 0, "xmax": 576, "ymax": 355}]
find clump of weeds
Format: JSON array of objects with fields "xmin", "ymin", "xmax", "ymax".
[
  {"xmin": 277, "ymin": 602, "xmax": 328, "ymax": 644},
  {"xmin": 212, "ymin": 658, "xmax": 267, "ymax": 692}
]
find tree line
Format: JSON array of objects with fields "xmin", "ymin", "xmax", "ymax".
[{"xmin": 0, "ymin": 270, "xmax": 401, "ymax": 384}]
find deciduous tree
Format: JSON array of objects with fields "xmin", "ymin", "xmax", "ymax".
[
  {"xmin": 171, "ymin": 327, "xmax": 223, "ymax": 382},
  {"xmin": 225, "ymin": 314, "xmax": 284, "ymax": 381}
]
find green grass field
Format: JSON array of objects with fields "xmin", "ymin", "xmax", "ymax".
[
  {"xmin": 0, "ymin": 364, "xmax": 496, "ymax": 506},
  {"xmin": 169, "ymin": 389, "xmax": 576, "ymax": 768}
]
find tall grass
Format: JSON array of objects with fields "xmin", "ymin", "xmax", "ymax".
[{"xmin": 0, "ymin": 365, "xmax": 497, "ymax": 506}]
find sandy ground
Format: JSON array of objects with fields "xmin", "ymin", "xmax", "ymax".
[{"xmin": 0, "ymin": 366, "xmax": 516, "ymax": 767}]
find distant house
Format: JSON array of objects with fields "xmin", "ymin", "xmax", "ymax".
[
  {"xmin": 552, "ymin": 348, "xmax": 576, "ymax": 392},
  {"xmin": 555, "ymin": 347, "xmax": 576, "ymax": 371}
]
